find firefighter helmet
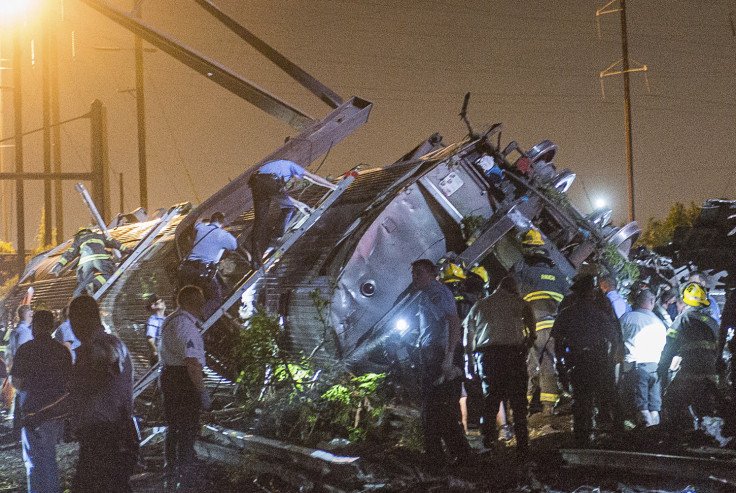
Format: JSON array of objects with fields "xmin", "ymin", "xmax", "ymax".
[
  {"xmin": 682, "ymin": 281, "xmax": 710, "ymax": 307},
  {"xmin": 440, "ymin": 263, "xmax": 466, "ymax": 283},
  {"xmin": 469, "ymin": 265, "xmax": 489, "ymax": 284},
  {"xmin": 522, "ymin": 229, "xmax": 545, "ymax": 246}
]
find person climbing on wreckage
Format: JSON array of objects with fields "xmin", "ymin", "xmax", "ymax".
[
  {"xmin": 248, "ymin": 159, "xmax": 337, "ymax": 266},
  {"xmin": 50, "ymin": 226, "xmax": 128, "ymax": 297}
]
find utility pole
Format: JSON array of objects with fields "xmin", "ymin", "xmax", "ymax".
[
  {"xmin": 597, "ymin": 0, "xmax": 648, "ymax": 223},
  {"xmin": 13, "ymin": 29, "xmax": 26, "ymax": 275},
  {"xmin": 42, "ymin": 2, "xmax": 53, "ymax": 245},
  {"xmin": 51, "ymin": 2, "xmax": 63, "ymax": 242},
  {"xmin": 134, "ymin": 1, "xmax": 148, "ymax": 211}
]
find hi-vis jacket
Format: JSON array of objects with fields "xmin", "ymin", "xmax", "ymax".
[
  {"xmin": 659, "ymin": 306, "xmax": 719, "ymax": 378},
  {"xmin": 515, "ymin": 259, "xmax": 570, "ymax": 331},
  {"xmin": 57, "ymin": 231, "xmax": 127, "ymax": 268}
]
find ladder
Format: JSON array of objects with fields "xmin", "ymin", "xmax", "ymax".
[
  {"xmin": 133, "ymin": 172, "xmax": 358, "ymax": 398},
  {"xmin": 93, "ymin": 204, "xmax": 187, "ymax": 301}
]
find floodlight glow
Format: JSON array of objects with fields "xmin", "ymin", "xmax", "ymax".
[
  {"xmin": 595, "ymin": 198, "xmax": 606, "ymax": 209},
  {"xmin": 394, "ymin": 318, "xmax": 410, "ymax": 335}
]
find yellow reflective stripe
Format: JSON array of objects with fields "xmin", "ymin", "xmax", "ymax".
[
  {"xmin": 80, "ymin": 238, "xmax": 106, "ymax": 248},
  {"xmin": 536, "ymin": 320, "xmax": 555, "ymax": 331},
  {"xmin": 94, "ymin": 274, "xmax": 106, "ymax": 284},
  {"xmin": 58, "ymin": 258, "xmax": 68, "ymax": 266},
  {"xmin": 78, "ymin": 254, "xmax": 111, "ymax": 264},
  {"xmin": 666, "ymin": 328, "xmax": 679, "ymax": 338},
  {"xmin": 540, "ymin": 393, "xmax": 559, "ymax": 403},
  {"xmin": 681, "ymin": 340, "xmax": 716, "ymax": 351},
  {"xmin": 524, "ymin": 291, "xmax": 564, "ymax": 302}
]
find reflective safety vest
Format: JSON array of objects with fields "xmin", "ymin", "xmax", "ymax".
[
  {"xmin": 57, "ymin": 231, "xmax": 126, "ymax": 268},
  {"xmin": 660, "ymin": 306, "xmax": 719, "ymax": 376},
  {"xmin": 516, "ymin": 261, "xmax": 570, "ymax": 329}
]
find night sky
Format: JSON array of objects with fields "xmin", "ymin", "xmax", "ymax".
[{"xmin": 1, "ymin": 0, "xmax": 735, "ymax": 247}]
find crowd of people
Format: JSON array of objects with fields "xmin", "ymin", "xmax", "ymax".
[
  {"xmin": 406, "ymin": 246, "xmax": 735, "ymax": 466},
  {"xmin": 2, "ymin": 282, "xmax": 212, "ymax": 492}
]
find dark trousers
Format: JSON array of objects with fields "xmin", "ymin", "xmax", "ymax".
[
  {"xmin": 73, "ymin": 422, "xmax": 131, "ymax": 493},
  {"xmin": 662, "ymin": 372, "xmax": 718, "ymax": 429},
  {"xmin": 75, "ymin": 259, "xmax": 116, "ymax": 297},
  {"xmin": 161, "ymin": 366, "xmax": 201, "ymax": 479},
  {"xmin": 249, "ymin": 174, "xmax": 295, "ymax": 261},
  {"xmin": 568, "ymin": 346, "xmax": 622, "ymax": 442},
  {"xmin": 476, "ymin": 345, "xmax": 529, "ymax": 451},
  {"xmin": 419, "ymin": 346, "xmax": 470, "ymax": 461},
  {"xmin": 177, "ymin": 261, "xmax": 222, "ymax": 320}
]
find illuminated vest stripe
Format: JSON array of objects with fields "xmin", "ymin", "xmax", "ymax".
[{"xmin": 523, "ymin": 291, "xmax": 564, "ymax": 303}]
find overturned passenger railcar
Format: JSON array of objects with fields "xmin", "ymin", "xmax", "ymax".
[{"xmin": 1, "ymin": 124, "xmax": 640, "ymax": 387}]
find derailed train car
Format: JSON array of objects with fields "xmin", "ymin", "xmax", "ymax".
[{"xmin": 1, "ymin": 123, "xmax": 640, "ymax": 385}]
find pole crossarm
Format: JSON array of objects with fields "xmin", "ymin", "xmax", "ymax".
[
  {"xmin": 78, "ymin": 0, "xmax": 315, "ymax": 131},
  {"xmin": 0, "ymin": 172, "xmax": 94, "ymax": 180},
  {"xmin": 599, "ymin": 58, "xmax": 648, "ymax": 78}
]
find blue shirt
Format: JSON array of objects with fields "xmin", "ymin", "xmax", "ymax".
[
  {"xmin": 55, "ymin": 320, "xmax": 81, "ymax": 363},
  {"xmin": 257, "ymin": 160, "xmax": 306, "ymax": 180},
  {"xmin": 416, "ymin": 280, "xmax": 457, "ymax": 350},
  {"xmin": 8, "ymin": 321, "xmax": 33, "ymax": 359},
  {"xmin": 187, "ymin": 222, "xmax": 238, "ymax": 263},
  {"xmin": 606, "ymin": 290, "xmax": 632, "ymax": 318},
  {"xmin": 707, "ymin": 294, "xmax": 721, "ymax": 326},
  {"xmin": 146, "ymin": 314, "xmax": 165, "ymax": 340}
]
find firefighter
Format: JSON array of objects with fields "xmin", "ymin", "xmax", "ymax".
[
  {"xmin": 514, "ymin": 229, "xmax": 570, "ymax": 415},
  {"xmin": 658, "ymin": 281, "xmax": 720, "ymax": 430},
  {"xmin": 50, "ymin": 227, "xmax": 127, "ymax": 297}
]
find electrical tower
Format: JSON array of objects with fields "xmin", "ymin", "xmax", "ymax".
[{"xmin": 596, "ymin": 0, "xmax": 648, "ymax": 223}]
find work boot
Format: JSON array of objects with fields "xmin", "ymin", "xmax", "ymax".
[{"xmin": 499, "ymin": 424, "xmax": 513, "ymax": 442}]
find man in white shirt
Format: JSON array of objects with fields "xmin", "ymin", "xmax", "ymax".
[{"xmin": 620, "ymin": 289, "xmax": 667, "ymax": 427}]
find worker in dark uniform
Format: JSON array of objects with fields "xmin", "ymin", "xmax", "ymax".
[
  {"xmin": 514, "ymin": 229, "xmax": 570, "ymax": 415},
  {"xmin": 717, "ymin": 289, "xmax": 736, "ymax": 393},
  {"xmin": 159, "ymin": 286, "xmax": 210, "ymax": 489},
  {"xmin": 248, "ymin": 159, "xmax": 336, "ymax": 263},
  {"xmin": 50, "ymin": 227, "xmax": 127, "ymax": 297},
  {"xmin": 552, "ymin": 275, "xmax": 624, "ymax": 445},
  {"xmin": 464, "ymin": 276, "xmax": 536, "ymax": 456},
  {"xmin": 658, "ymin": 282, "xmax": 720, "ymax": 430},
  {"xmin": 177, "ymin": 212, "xmax": 237, "ymax": 319},
  {"xmin": 410, "ymin": 259, "xmax": 471, "ymax": 466}
]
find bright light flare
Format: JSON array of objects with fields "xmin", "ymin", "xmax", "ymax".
[
  {"xmin": 0, "ymin": 0, "xmax": 36, "ymax": 24},
  {"xmin": 394, "ymin": 318, "xmax": 410, "ymax": 336},
  {"xmin": 595, "ymin": 198, "xmax": 606, "ymax": 209}
]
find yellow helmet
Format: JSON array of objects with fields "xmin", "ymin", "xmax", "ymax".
[
  {"xmin": 440, "ymin": 263, "xmax": 466, "ymax": 283},
  {"xmin": 523, "ymin": 229, "xmax": 545, "ymax": 246},
  {"xmin": 682, "ymin": 281, "xmax": 710, "ymax": 307},
  {"xmin": 469, "ymin": 265, "xmax": 489, "ymax": 284}
]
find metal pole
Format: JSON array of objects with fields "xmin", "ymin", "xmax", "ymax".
[
  {"xmin": 42, "ymin": 3, "xmax": 53, "ymax": 245},
  {"xmin": 120, "ymin": 172, "xmax": 124, "ymax": 214},
  {"xmin": 0, "ymin": 38, "xmax": 7, "ymax": 241},
  {"xmin": 134, "ymin": 3, "xmax": 148, "ymax": 211},
  {"xmin": 620, "ymin": 0, "xmax": 635, "ymax": 222},
  {"xmin": 51, "ymin": 3, "xmax": 63, "ymax": 242},
  {"xmin": 13, "ymin": 30, "xmax": 26, "ymax": 275}
]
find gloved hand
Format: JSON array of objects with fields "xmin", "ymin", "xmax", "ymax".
[
  {"xmin": 49, "ymin": 264, "xmax": 62, "ymax": 277},
  {"xmin": 200, "ymin": 389, "xmax": 212, "ymax": 411}
]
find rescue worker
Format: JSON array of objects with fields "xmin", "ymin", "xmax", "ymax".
[
  {"xmin": 552, "ymin": 275, "xmax": 624, "ymax": 445},
  {"xmin": 159, "ymin": 286, "xmax": 211, "ymax": 489},
  {"xmin": 717, "ymin": 289, "xmax": 736, "ymax": 393},
  {"xmin": 599, "ymin": 274, "xmax": 631, "ymax": 318},
  {"xmin": 177, "ymin": 212, "xmax": 237, "ymax": 319},
  {"xmin": 464, "ymin": 276, "xmax": 536, "ymax": 456},
  {"xmin": 248, "ymin": 159, "xmax": 337, "ymax": 263},
  {"xmin": 54, "ymin": 305, "xmax": 81, "ymax": 363},
  {"xmin": 688, "ymin": 271, "xmax": 721, "ymax": 325},
  {"xmin": 6, "ymin": 305, "xmax": 33, "ymax": 431},
  {"xmin": 409, "ymin": 259, "xmax": 471, "ymax": 466},
  {"xmin": 653, "ymin": 286, "xmax": 677, "ymax": 328},
  {"xmin": 50, "ymin": 227, "xmax": 128, "ymax": 297},
  {"xmin": 513, "ymin": 229, "xmax": 569, "ymax": 415},
  {"xmin": 658, "ymin": 282, "xmax": 720, "ymax": 430},
  {"xmin": 145, "ymin": 295, "xmax": 166, "ymax": 366},
  {"xmin": 619, "ymin": 289, "xmax": 667, "ymax": 427}
]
